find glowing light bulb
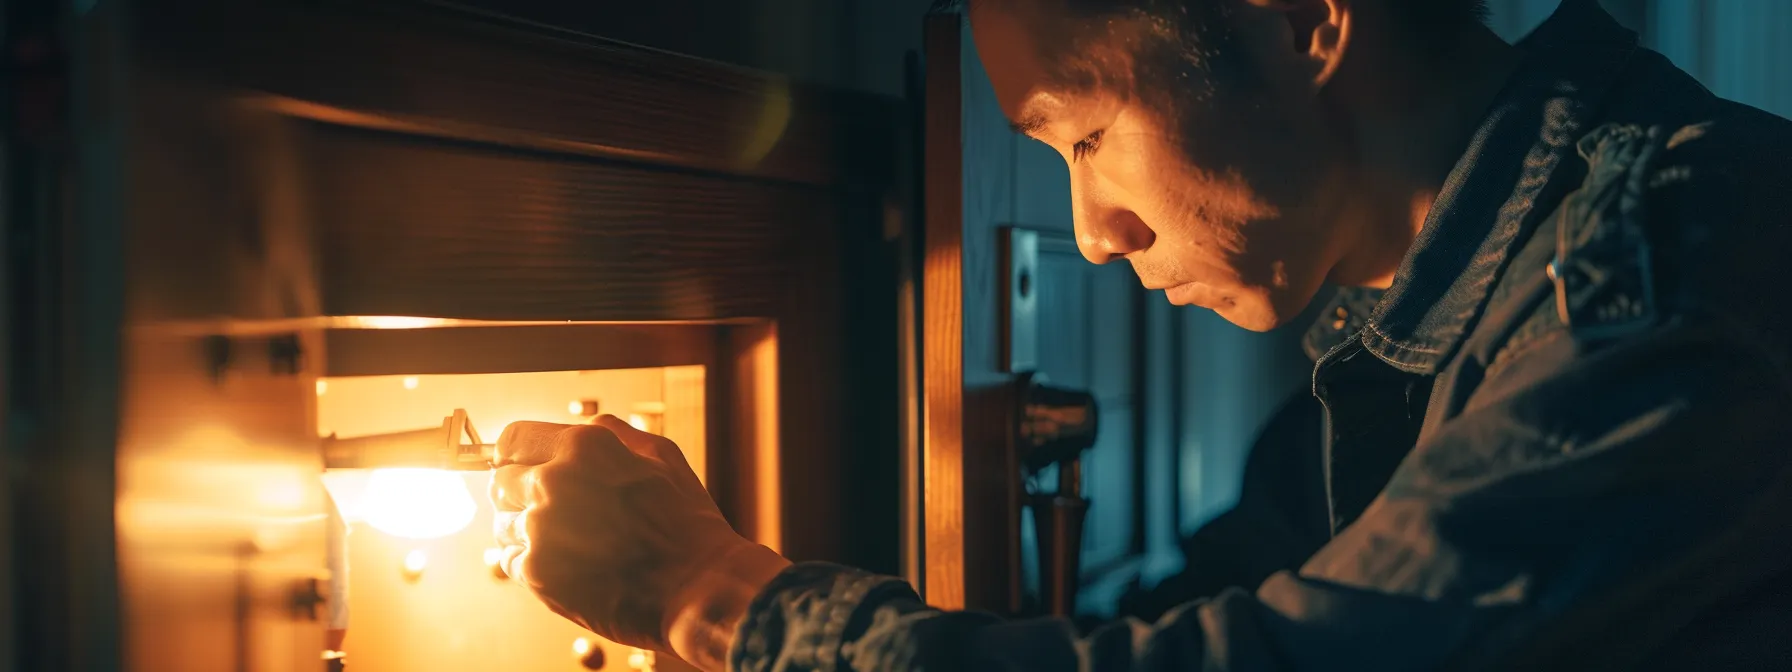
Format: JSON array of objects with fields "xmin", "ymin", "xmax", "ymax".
[
  {"xmin": 361, "ymin": 468, "xmax": 477, "ymax": 539},
  {"xmin": 568, "ymin": 400, "xmax": 584, "ymax": 416},
  {"xmin": 403, "ymin": 548, "xmax": 429, "ymax": 574},
  {"xmin": 402, "ymin": 376, "xmax": 419, "ymax": 390},
  {"xmin": 628, "ymin": 649, "xmax": 654, "ymax": 670},
  {"xmin": 484, "ymin": 547, "xmax": 510, "ymax": 579},
  {"xmin": 574, "ymin": 638, "xmax": 608, "ymax": 670}
]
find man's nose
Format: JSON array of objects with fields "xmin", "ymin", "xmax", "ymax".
[{"xmin": 1072, "ymin": 184, "xmax": 1154, "ymax": 265}]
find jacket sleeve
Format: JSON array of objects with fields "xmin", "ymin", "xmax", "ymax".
[
  {"xmin": 729, "ymin": 317, "xmax": 1792, "ymax": 672},
  {"xmin": 1117, "ymin": 391, "xmax": 1329, "ymax": 622}
]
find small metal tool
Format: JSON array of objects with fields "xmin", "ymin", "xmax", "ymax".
[{"xmin": 321, "ymin": 408, "xmax": 495, "ymax": 470}]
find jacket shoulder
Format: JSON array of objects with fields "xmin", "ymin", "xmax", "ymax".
[{"xmin": 1476, "ymin": 108, "xmax": 1792, "ymax": 379}]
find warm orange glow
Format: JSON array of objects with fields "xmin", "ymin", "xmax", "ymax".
[
  {"xmin": 662, "ymin": 367, "xmax": 708, "ymax": 487},
  {"xmin": 316, "ymin": 379, "xmax": 329, "ymax": 396},
  {"xmin": 737, "ymin": 80, "xmax": 793, "ymax": 168},
  {"xmin": 314, "ymin": 368, "xmax": 708, "ymax": 671},
  {"xmin": 254, "ymin": 477, "xmax": 308, "ymax": 511},
  {"xmin": 742, "ymin": 327, "xmax": 782, "ymax": 553},
  {"xmin": 361, "ymin": 468, "xmax": 477, "ymax": 540},
  {"xmin": 572, "ymin": 638, "xmax": 593, "ymax": 657},
  {"xmin": 402, "ymin": 376, "xmax": 420, "ymax": 390},
  {"xmin": 345, "ymin": 315, "xmax": 454, "ymax": 330},
  {"xmin": 402, "ymin": 548, "xmax": 429, "ymax": 575},
  {"xmin": 567, "ymin": 400, "xmax": 585, "ymax": 416},
  {"xmin": 627, "ymin": 649, "xmax": 654, "ymax": 670}
]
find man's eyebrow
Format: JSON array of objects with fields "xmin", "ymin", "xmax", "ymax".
[{"xmin": 1008, "ymin": 112, "xmax": 1048, "ymax": 138}]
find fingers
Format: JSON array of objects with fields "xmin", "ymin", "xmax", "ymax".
[
  {"xmin": 493, "ymin": 509, "xmax": 522, "ymax": 547},
  {"xmin": 502, "ymin": 543, "xmax": 530, "ymax": 587},
  {"xmin": 489, "ymin": 425, "xmax": 646, "ymax": 556},
  {"xmin": 493, "ymin": 423, "xmax": 641, "ymax": 512},
  {"xmin": 590, "ymin": 414, "xmax": 646, "ymax": 440},
  {"xmin": 500, "ymin": 507, "xmax": 534, "ymax": 548},
  {"xmin": 590, "ymin": 415, "xmax": 684, "ymax": 470},
  {"xmin": 495, "ymin": 421, "xmax": 572, "ymax": 467},
  {"xmin": 491, "ymin": 464, "xmax": 536, "ymax": 510}
]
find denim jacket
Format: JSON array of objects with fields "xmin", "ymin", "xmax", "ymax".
[{"xmin": 730, "ymin": 2, "xmax": 1792, "ymax": 669}]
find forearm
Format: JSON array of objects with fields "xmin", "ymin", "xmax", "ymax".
[{"xmin": 665, "ymin": 543, "xmax": 792, "ymax": 672}]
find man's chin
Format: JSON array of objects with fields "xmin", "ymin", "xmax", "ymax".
[
  {"xmin": 1211, "ymin": 287, "xmax": 1314, "ymax": 333},
  {"xmin": 1212, "ymin": 303, "xmax": 1285, "ymax": 332},
  {"xmin": 1160, "ymin": 282, "xmax": 1314, "ymax": 332}
]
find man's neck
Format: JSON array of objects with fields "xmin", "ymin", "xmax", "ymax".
[{"xmin": 1327, "ymin": 22, "xmax": 1522, "ymax": 289}]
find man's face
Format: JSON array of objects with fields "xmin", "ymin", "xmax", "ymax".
[{"xmin": 970, "ymin": 1, "xmax": 1348, "ymax": 331}]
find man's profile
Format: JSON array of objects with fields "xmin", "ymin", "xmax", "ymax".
[{"xmin": 492, "ymin": 0, "xmax": 1792, "ymax": 669}]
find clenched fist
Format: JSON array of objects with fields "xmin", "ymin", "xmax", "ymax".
[{"xmin": 491, "ymin": 416, "xmax": 790, "ymax": 670}]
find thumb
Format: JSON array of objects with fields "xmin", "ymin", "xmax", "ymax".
[{"xmin": 496, "ymin": 421, "xmax": 574, "ymax": 467}]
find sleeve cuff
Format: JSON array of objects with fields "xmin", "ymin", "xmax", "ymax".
[{"xmin": 730, "ymin": 562, "xmax": 918, "ymax": 672}]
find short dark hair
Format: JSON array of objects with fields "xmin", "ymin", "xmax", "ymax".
[
  {"xmin": 933, "ymin": 0, "xmax": 1490, "ymax": 24},
  {"xmin": 935, "ymin": 0, "xmax": 1490, "ymax": 102},
  {"xmin": 933, "ymin": 0, "xmax": 1491, "ymax": 43}
]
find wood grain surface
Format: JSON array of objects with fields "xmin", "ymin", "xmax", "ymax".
[
  {"xmin": 15, "ymin": 0, "xmax": 918, "ymax": 668},
  {"xmin": 299, "ymin": 124, "xmax": 828, "ymax": 322},
  {"xmin": 320, "ymin": 324, "xmax": 718, "ymax": 376},
  {"xmin": 138, "ymin": 0, "xmax": 900, "ymax": 187},
  {"xmin": 922, "ymin": 12, "xmax": 965, "ymax": 610}
]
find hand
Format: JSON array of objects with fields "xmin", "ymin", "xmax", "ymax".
[{"xmin": 491, "ymin": 416, "xmax": 789, "ymax": 669}]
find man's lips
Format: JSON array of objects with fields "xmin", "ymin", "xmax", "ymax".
[{"xmin": 1163, "ymin": 282, "xmax": 1225, "ymax": 308}]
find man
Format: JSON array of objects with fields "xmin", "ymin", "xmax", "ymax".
[{"xmin": 491, "ymin": 0, "xmax": 1792, "ymax": 669}]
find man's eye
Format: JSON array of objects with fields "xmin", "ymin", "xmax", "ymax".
[{"xmin": 1071, "ymin": 130, "xmax": 1105, "ymax": 162}]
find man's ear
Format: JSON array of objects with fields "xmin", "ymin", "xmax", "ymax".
[
  {"xmin": 1306, "ymin": 0, "xmax": 1350, "ymax": 86},
  {"xmin": 1248, "ymin": 0, "xmax": 1351, "ymax": 88}
]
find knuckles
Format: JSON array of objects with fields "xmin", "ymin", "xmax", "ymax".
[
  {"xmin": 523, "ymin": 504, "xmax": 550, "ymax": 542},
  {"xmin": 494, "ymin": 420, "xmax": 575, "ymax": 465},
  {"xmin": 556, "ymin": 424, "xmax": 631, "ymax": 462},
  {"xmin": 532, "ymin": 459, "xmax": 586, "ymax": 496}
]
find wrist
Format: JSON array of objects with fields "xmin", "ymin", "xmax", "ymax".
[{"xmin": 664, "ymin": 542, "xmax": 792, "ymax": 672}]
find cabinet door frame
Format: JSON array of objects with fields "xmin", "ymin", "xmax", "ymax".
[{"xmin": 922, "ymin": 11, "xmax": 1155, "ymax": 613}]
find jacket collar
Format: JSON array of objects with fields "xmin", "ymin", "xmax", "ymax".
[{"xmin": 1305, "ymin": 0, "xmax": 1640, "ymax": 373}]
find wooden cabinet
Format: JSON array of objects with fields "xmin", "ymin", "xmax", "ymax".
[{"xmin": 5, "ymin": 1, "xmax": 914, "ymax": 668}]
